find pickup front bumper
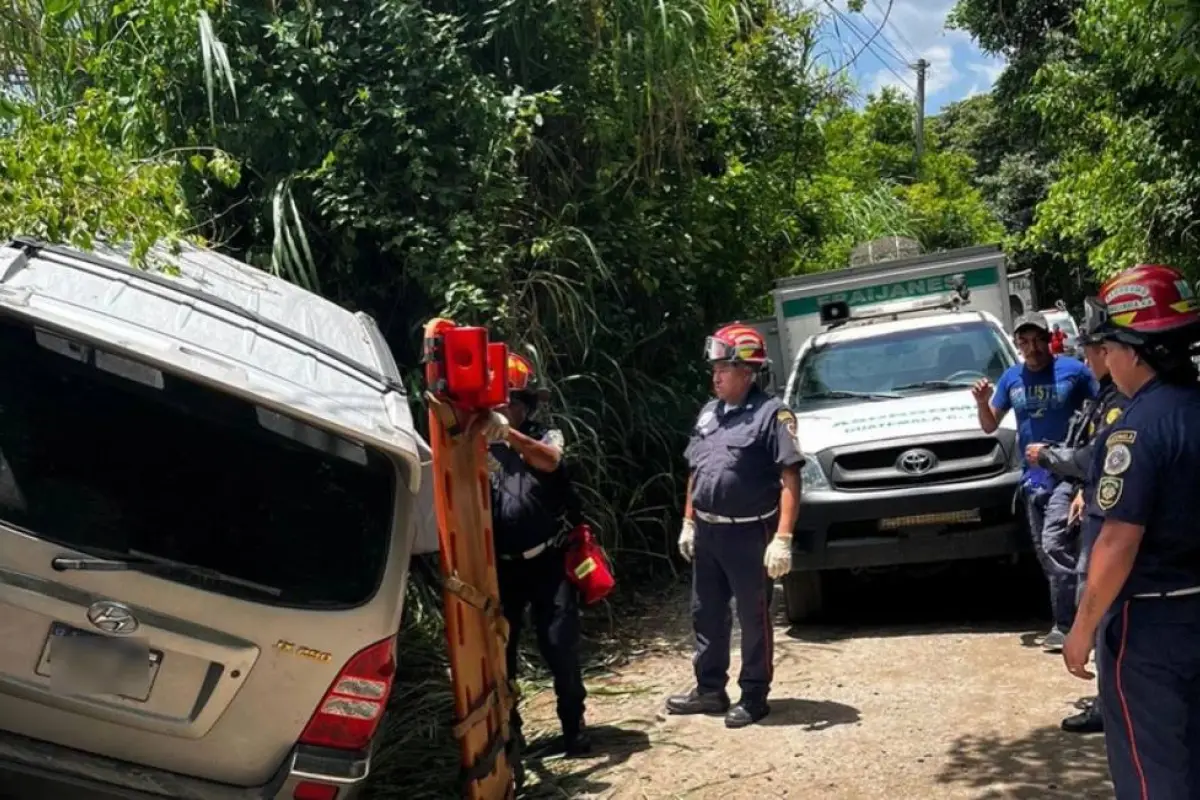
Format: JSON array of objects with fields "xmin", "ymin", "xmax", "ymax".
[{"xmin": 792, "ymin": 469, "xmax": 1026, "ymax": 572}]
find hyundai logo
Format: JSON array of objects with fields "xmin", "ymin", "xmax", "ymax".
[
  {"xmin": 86, "ymin": 601, "xmax": 139, "ymax": 636},
  {"xmin": 896, "ymin": 448, "xmax": 937, "ymax": 476}
]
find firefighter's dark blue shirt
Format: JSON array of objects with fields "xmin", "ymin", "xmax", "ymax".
[
  {"xmin": 1087, "ymin": 378, "xmax": 1200, "ymax": 599},
  {"xmin": 684, "ymin": 386, "xmax": 804, "ymax": 519},
  {"xmin": 1078, "ymin": 377, "xmax": 1128, "ymax": 567},
  {"xmin": 489, "ymin": 421, "xmax": 572, "ymax": 556}
]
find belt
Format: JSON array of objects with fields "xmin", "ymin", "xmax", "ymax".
[
  {"xmin": 498, "ymin": 539, "xmax": 557, "ymax": 562},
  {"xmin": 692, "ymin": 507, "xmax": 777, "ymax": 525},
  {"xmin": 1133, "ymin": 585, "xmax": 1200, "ymax": 599}
]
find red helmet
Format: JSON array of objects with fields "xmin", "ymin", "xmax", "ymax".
[
  {"xmin": 1085, "ymin": 264, "xmax": 1200, "ymax": 345},
  {"xmin": 507, "ymin": 353, "xmax": 551, "ymax": 401},
  {"xmin": 705, "ymin": 323, "xmax": 768, "ymax": 368}
]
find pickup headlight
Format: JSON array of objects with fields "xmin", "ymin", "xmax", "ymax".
[{"xmin": 800, "ymin": 454, "xmax": 829, "ymax": 490}]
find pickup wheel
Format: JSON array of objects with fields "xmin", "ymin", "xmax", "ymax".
[{"xmin": 782, "ymin": 570, "xmax": 824, "ymax": 623}]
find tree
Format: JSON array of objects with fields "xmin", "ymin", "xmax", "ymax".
[
  {"xmin": 0, "ymin": 99, "xmax": 195, "ymax": 262},
  {"xmin": 944, "ymin": 0, "xmax": 1089, "ymax": 303},
  {"xmin": 0, "ymin": 2, "xmax": 1013, "ymax": 793},
  {"xmin": 803, "ymin": 88, "xmax": 1002, "ymax": 271}
]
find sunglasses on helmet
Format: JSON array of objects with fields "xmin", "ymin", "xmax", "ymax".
[{"xmin": 703, "ymin": 336, "xmax": 762, "ymax": 362}]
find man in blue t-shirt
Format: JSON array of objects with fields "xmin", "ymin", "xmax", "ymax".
[{"xmin": 972, "ymin": 311, "xmax": 1097, "ymax": 651}]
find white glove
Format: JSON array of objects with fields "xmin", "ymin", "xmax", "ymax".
[
  {"xmin": 764, "ymin": 534, "xmax": 792, "ymax": 580},
  {"xmin": 480, "ymin": 411, "xmax": 510, "ymax": 443},
  {"xmin": 678, "ymin": 518, "xmax": 696, "ymax": 562}
]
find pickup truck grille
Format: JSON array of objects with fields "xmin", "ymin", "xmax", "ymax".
[{"xmin": 827, "ymin": 435, "xmax": 1009, "ymax": 491}]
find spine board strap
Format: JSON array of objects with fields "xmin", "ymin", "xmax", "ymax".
[
  {"xmin": 452, "ymin": 683, "xmax": 511, "ymax": 740},
  {"xmin": 444, "ymin": 574, "xmax": 517, "ymax": 741},
  {"xmin": 423, "ymin": 391, "xmax": 464, "ymax": 436},
  {"xmin": 445, "ymin": 574, "xmax": 510, "ymax": 642},
  {"xmin": 461, "ymin": 723, "xmax": 511, "ymax": 785}
]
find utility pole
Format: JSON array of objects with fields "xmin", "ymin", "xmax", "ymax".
[{"xmin": 914, "ymin": 58, "xmax": 928, "ymax": 163}]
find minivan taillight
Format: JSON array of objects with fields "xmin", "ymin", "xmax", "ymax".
[{"xmin": 298, "ymin": 636, "xmax": 397, "ymax": 750}]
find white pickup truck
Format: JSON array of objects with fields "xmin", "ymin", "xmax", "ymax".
[{"xmin": 746, "ymin": 246, "xmax": 1029, "ymax": 622}]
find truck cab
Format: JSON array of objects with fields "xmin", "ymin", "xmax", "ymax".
[{"xmin": 779, "ymin": 291, "xmax": 1025, "ymax": 622}]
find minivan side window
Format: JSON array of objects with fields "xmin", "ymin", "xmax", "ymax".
[{"xmin": 0, "ymin": 317, "xmax": 397, "ymax": 608}]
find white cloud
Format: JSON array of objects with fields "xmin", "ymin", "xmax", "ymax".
[
  {"xmin": 869, "ymin": 42, "xmax": 955, "ymax": 98},
  {"xmin": 816, "ymin": 0, "xmax": 1007, "ymax": 107},
  {"xmin": 967, "ymin": 58, "xmax": 1005, "ymax": 87}
]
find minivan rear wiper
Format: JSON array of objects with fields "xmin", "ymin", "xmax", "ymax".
[
  {"xmin": 51, "ymin": 549, "xmax": 283, "ymax": 597},
  {"xmin": 801, "ymin": 389, "xmax": 900, "ymax": 401}
]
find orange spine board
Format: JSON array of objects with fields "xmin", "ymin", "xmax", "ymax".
[{"xmin": 422, "ymin": 318, "xmax": 515, "ymax": 800}]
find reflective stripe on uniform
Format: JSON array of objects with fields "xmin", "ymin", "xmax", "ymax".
[
  {"xmin": 498, "ymin": 539, "xmax": 554, "ymax": 561},
  {"xmin": 693, "ymin": 507, "xmax": 778, "ymax": 525},
  {"xmin": 1132, "ymin": 585, "xmax": 1200, "ymax": 599}
]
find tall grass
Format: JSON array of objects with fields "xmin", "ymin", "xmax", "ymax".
[{"xmin": 365, "ymin": 562, "xmax": 461, "ymax": 799}]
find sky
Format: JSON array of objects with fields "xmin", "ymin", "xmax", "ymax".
[{"xmin": 811, "ymin": 0, "xmax": 1007, "ymax": 114}]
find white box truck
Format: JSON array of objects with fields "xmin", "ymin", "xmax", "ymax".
[{"xmin": 741, "ymin": 245, "xmax": 1029, "ymax": 622}]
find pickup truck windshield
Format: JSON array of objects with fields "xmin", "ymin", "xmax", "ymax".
[{"xmin": 792, "ymin": 320, "xmax": 1015, "ymax": 408}]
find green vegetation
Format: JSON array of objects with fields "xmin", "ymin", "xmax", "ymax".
[
  {"xmin": 23, "ymin": 0, "xmax": 1191, "ymax": 794},
  {"xmin": 940, "ymin": 0, "xmax": 1200, "ymax": 301},
  {"xmin": 0, "ymin": 0, "xmax": 999, "ymax": 576}
]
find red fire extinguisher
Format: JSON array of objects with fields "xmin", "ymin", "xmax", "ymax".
[{"xmin": 564, "ymin": 523, "xmax": 615, "ymax": 606}]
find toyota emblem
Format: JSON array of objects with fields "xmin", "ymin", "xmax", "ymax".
[
  {"xmin": 896, "ymin": 448, "xmax": 937, "ymax": 476},
  {"xmin": 86, "ymin": 601, "xmax": 139, "ymax": 635}
]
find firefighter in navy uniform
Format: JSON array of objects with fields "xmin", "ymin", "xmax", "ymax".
[
  {"xmin": 482, "ymin": 354, "xmax": 589, "ymax": 759},
  {"xmin": 666, "ymin": 324, "xmax": 803, "ymax": 728},
  {"xmin": 1060, "ymin": 264, "xmax": 1200, "ymax": 798},
  {"xmin": 1025, "ymin": 324, "xmax": 1127, "ymax": 734}
]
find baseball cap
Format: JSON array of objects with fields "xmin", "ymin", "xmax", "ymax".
[{"xmin": 1013, "ymin": 311, "xmax": 1050, "ymax": 335}]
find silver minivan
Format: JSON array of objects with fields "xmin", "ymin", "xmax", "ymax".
[{"xmin": 0, "ymin": 238, "xmax": 426, "ymax": 799}]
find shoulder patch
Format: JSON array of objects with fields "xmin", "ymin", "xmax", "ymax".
[
  {"xmin": 776, "ymin": 408, "xmax": 798, "ymax": 439},
  {"xmin": 1103, "ymin": 443, "xmax": 1132, "ymax": 476},
  {"xmin": 1106, "ymin": 430, "xmax": 1137, "ymax": 448},
  {"xmin": 1105, "ymin": 407, "xmax": 1123, "ymax": 425},
  {"xmin": 1097, "ymin": 476, "xmax": 1123, "ymax": 511}
]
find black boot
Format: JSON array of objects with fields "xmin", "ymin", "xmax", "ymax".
[
  {"xmin": 665, "ymin": 688, "xmax": 730, "ymax": 715},
  {"xmin": 506, "ymin": 728, "xmax": 525, "ymax": 790},
  {"xmin": 562, "ymin": 717, "xmax": 592, "ymax": 757},
  {"xmin": 725, "ymin": 696, "xmax": 770, "ymax": 729},
  {"xmin": 1062, "ymin": 702, "xmax": 1104, "ymax": 734}
]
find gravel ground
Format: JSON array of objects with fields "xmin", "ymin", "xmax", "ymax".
[{"xmin": 518, "ymin": 558, "xmax": 1114, "ymax": 800}]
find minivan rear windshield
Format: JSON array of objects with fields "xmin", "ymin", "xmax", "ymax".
[{"xmin": 0, "ymin": 317, "xmax": 397, "ymax": 608}]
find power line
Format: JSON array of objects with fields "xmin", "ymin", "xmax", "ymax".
[
  {"xmin": 827, "ymin": 1, "xmax": 914, "ymax": 76},
  {"xmin": 824, "ymin": 0, "xmax": 916, "ymax": 94},
  {"xmin": 870, "ymin": 0, "xmax": 921, "ymax": 62},
  {"xmin": 839, "ymin": 1, "xmax": 917, "ymax": 72},
  {"xmin": 824, "ymin": 0, "xmax": 913, "ymax": 73},
  {"xmin": 820, "ymin": 0, "xmax": 900, "ymax": 84}
]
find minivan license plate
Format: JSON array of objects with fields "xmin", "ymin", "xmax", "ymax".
[{"xmin": 35, "ymin": 622, "xmax": 163, "ymax": 702}]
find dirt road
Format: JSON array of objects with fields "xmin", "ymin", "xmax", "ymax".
[{"xmin": 518, "ymin": 560, "xmax": 1113, "ymax": 799}]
